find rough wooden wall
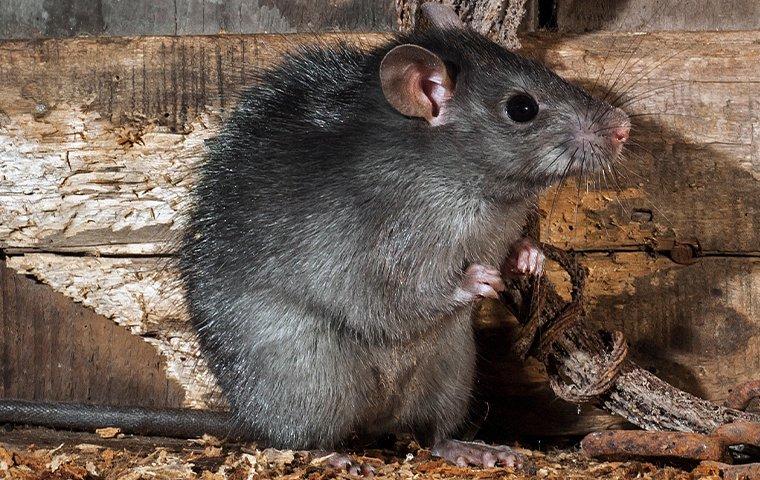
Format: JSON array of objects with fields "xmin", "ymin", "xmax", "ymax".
[
  {"xmin": 0, "ymin": 261, "xmax": 186, "ymax": 407},
  {"xmin": 5, "ymin": 0, "xmax": 758, "ymax": 41},
  {"xmin": 0, "ymin": 31, "xmax": 757, "ymax": 436},
  {"xmin": 555, "ymin": 0, "xmax": 760, "ymax": 32},
  {"xmin": 0, "ymin": 0, "xmax": 395, "ymax": 39}
]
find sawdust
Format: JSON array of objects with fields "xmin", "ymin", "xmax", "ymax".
[{"xmin": 0, "ymin": 431, "xmax": 705, "ymax": 480}]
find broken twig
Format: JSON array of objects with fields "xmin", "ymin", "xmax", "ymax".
[{"xmin": 501, "ymin": 244, "xmax": 760, "ymax": 435}]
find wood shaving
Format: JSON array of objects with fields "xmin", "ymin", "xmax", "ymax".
[
  {"xmin": 0, "ymin": 427, "xmax": 719, "ymax": 480},
  {"xmin": 95, "ymin": 427, "xmax": 121, "ymax": 439}
]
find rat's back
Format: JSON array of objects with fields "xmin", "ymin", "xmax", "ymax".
[
  {"xmin": 181, "ymin": 42, "xmax": 382, "ymax": 297},
  {"xmin": 177, "ymin": 33, "xmax": 483, "ymax": 448},
  {"xmin": 175, "ymin": 4, "xmax": 617, "ymax": 448}
]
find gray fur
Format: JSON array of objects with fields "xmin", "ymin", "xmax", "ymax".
[{"xmin": 179, "ymin": 25, "xmax": 627, "ymax": 450}]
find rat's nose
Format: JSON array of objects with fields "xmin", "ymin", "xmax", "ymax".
[{"xmin": 611, "ymin": 125, "xmax": 630, "ymax": 145}]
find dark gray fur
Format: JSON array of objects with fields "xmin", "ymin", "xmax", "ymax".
[{"xmin": 179, "ymin": 26, "xmax": 626, "ymax": 449}]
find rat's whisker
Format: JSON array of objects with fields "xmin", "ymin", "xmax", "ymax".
[
  {"xmin": 608, "ymin": 47, "xmax": 690, "ymax": 109},
  {"xmin": 545, "ymin": 147, "xmax": 580, "ymax": 230}
]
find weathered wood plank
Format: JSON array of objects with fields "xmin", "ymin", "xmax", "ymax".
[
  {"xmin": 0, "ymin": 260, "xmax": 186, "ymax": 408},
  {"xmin": 1, "ymin": 32, "xmax": 758, "ymax": 431},
  {"xmin": 0, "ymin": 34, "xmax": 384, "ymax": 255},
  {"xmin": 556, "ymin": 0, "xmax": 760, "ymax": 32},
  {"xmin": 518, "ymin": 32, "xmax": 760, "ymax": 253},
  {"xmin": 5, "ymin": 254, "xmax": 219, "ymax": 408},
  {"xmin": 0, "ymin": 0, "xmax": 395, "ymax": 40},
  {"xmin": 7, "ymin": 251, "xmax": 756, "ymax": 428},
  {"xmin": 0, "ymin": 32, "xmax": 757, "ymax": 255}
]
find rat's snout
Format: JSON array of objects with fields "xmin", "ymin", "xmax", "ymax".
[
  {"xmin": 606, "ymin": 107, "xmax": 630, "ymax": 147},
  {"xmin": 611, "ymin": 125, "xmax": 630, "ymax": 146},
  {"xmin": 577, "ymin": 106, "xmax": 630, "ymax": 154}
]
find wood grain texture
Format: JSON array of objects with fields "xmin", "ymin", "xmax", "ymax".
[
  {"xmin": 1, "ymin": 32, "xmax": 758, "ymax": 255},
  {"xmin": 556, "ymin": 0, "xmax": 760, "ymax": 32},
  {"xmin": 5, "ymin": 254, "xmax": 220, "ymax": 409},
  {"xmin": 519, "ymin": 32, "xmax": 760, "ymax": 253},
  {"xmin": 0, "ymin": 260, "xmax": 186, "ymax": 408},
  {"xmin": 0, "ymin": 34, "xmax": 383, "ymax": 255},
  {"xmin": 0, "ymin": 32, "xmax": 758, "ymax": 432},
  {"xmin": 0, "ymin": 0, "xmax": 395, "ymax": 40}
]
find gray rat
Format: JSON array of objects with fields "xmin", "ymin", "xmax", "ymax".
[{"xmin": 175, "ymin": 1, "xmax": 630, "ymax": 468}]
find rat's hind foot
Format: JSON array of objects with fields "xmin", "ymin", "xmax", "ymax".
[
  {"xmin": 503, "ymin": 237, "xmax": 544, "ymax": 277},
  {"xmin": 454, "ymin": 264, "xmax": 506, "ymax": 303},
  {"xmin": 431, "ymin": 439, "xmax": 525, "ymax": 468},
  {"xmin": 312, "ymin": 452, "xmax": 375, "ymax": 476}
]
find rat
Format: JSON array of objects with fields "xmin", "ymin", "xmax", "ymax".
[
  {"xmin": 177, "ymin": 1, "xmax": 629, "ymax": 468},
  {"xmin": 0, "ymin": 2, "xmax": 629, "ymax": 470}
]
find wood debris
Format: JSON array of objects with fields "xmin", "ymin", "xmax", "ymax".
[
  {"xmin": 0, "ymin": 427, "xmax": 720, "ymax": 480},
  {"xmin": 95, "ymin": 427, "xmax": 121, "ymax": 439}
]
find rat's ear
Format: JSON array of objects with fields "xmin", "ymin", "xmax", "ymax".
[
  {"xmin": 417, "ymin": 2, "xmax": 464, "ymax": 31},
  {"xmin": 380, "ymin": 44, "xmax": 454, "ymax": 125}
]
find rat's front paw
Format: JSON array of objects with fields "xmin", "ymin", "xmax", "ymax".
[
  {"xmin": 431, "ymin": 439, "xmax": 525, "ymax": 468},
  {"xmin": 503, "ymin": 237, "xmax": 544, "ymax": 277},
  {"xmin": 453, "ymin": 263, "xmax": 505, "ymax": 303}
]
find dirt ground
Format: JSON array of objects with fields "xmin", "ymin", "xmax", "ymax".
[{"xmin": 0, "ymin": 426, "xmax": 747, "ymax": 480}]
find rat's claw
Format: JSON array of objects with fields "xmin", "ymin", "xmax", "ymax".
[
  {"xmin": 432, "ymin": 439, "xmax": 525, "ymax": 469},
  {"xmin": 454, "ymin": 263, "xmax": 506, "ymax": 303},
  {"xmin": 505, "ymin": 238, "xmax": 544, "ymax": 277}
]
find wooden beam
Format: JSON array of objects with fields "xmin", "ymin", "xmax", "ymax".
[
  {"xmin": 555, "ymin": 0, "xmax": 760, "ymax": 32},
  {"xmin": 5, "ymin": 254, "xmax": 219, "ymax": 409},
  {"xmin": 0, "ymin": 260, "xmax": 186, "ymax": 408},
  {"xmin": 0, "ymin": 0, "xmax": 395, "ymax": 40},
  {"xmin": 1, "ymin": 32, "xmax": 758, "ymax": 433},
  {"xmin": 1, "ymin": 32, "xmax": 757, "ymax": 256}
]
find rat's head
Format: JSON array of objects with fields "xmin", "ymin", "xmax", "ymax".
[{"xmin": 380, "ymin": 3, "xmax": 630, "ymax": 196}]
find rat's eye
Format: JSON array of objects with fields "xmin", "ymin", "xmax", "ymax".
[{"xmin": 505, "ymin": 93, "xmax": 539, "ymax": 123}]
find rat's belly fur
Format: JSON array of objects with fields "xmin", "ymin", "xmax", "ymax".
[
  {"xmin": 212, "ymin": 297, "xmax": 477, "ymax": 449},
  {"xmin": 359, "ymin": 307, "xmax": 476, "ymax": 442}
]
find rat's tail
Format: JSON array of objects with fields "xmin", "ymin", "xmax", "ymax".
[{"xmin": 0, "ymin": 398, "xmax": 238, "ymax": 440}]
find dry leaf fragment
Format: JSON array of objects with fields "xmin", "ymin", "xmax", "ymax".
[
  {"xmin": 95, "ymin": 427, "xmax": 121, "ymax": 439},
  {"xmin": 100, "ymin": 448, "xmax": 116, "ymax": 467},
  {"xmin": 75, "ymin": 443, "xmax": 103, "ymax": 453},
  {"xmin": 49, "ymin": 453, "xmax": 77, "ymax": 472},
  {"xmin": 0, "ymin": 446, "xmax": 14, "ymax": 468},
  {"xmin": 85, "ymin": 461, "xmax": 99, "ymax": 476},
  {"xmin": 203, "ymin": 446, "xmax": 223, "ymax": 457},
  {"xmin": 262, "ymin": 448, "xmax": 295, "ymax": 467},
  {"xmin": 190, "ymin": 434, "xmax": 223, "ymax": 447}
]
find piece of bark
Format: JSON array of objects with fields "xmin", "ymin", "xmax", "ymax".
[
  {"xmin": 395, "ymin": 0, "xmax": 529, "ymax": 49},
  {"xmin": 502, "ymin": 247, "xmax": 760, "ymax": 434}
]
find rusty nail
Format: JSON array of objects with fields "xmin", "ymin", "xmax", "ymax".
[
  {"xmin": 582, "ymin": 422, "xmax": 760, "ymax": 464},
  {"xmin": 714, "ymin": 422, "xmax": 760, "ymax": 448},
  {"xmin": 581, "ymin": 430, "xmax": 728, "ymax": 462}
]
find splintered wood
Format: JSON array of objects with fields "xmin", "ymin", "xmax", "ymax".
[{"xmin": 0, "ymin": 32, "xmax": 758, "ymax": 430}]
